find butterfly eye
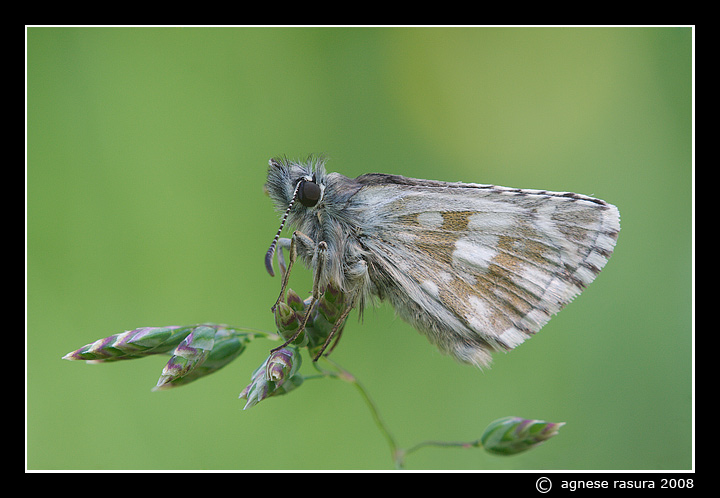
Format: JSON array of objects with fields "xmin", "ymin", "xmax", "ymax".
[{"xmin": 297, "ymin": 179, "xmax": 321, "ymax": 207}]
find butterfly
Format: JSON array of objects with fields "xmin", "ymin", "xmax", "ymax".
[{"xmin": 263, "ymin": 156, "xmax": 620, "ymax": 368}]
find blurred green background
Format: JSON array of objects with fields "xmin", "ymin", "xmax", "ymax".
[{"xmin": 27, "ymin": 27, "xmax": 692, "ymax": 470}]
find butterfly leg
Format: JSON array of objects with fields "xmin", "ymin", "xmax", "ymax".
[
  {"xmin": 291, "ymin": 239, "xmax": 328, "ymax": 341},
  {"xmin": 271, "ymin": 231, "xmax": 316, "ymax": 312},
  {"xmin": 271, "ymin": 235, "xmax": 328, "ymax": 352},
  {"xmin": 312, "ymin": 257, "xmax": 368, "ymax": 360},
  {"xmin": 312, "ymin": 301, "xmax": 354, "ymax": 361}
]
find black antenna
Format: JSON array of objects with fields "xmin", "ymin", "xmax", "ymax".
[{"xmin": 264, "ymin": 181, "xmax": 303, "ymax": 277}]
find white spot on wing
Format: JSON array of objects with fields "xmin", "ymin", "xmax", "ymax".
[
  {"xmin": 452, "ymin": 237, "xmax": 498, "ymax": 270},
  {"xmin": 417, "ymin": 211, "xmax": 443, "ymax": 228},
  {"xmin": 421, "ymin": 279, "xmax": 439, "ymax": 298},
  {"xmin": 498, "ymin": 327, "xmax": 527, "ymax": 348}
]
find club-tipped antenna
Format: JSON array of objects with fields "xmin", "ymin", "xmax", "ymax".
[{"xmin": 265, "ymin": 181, "xmax": 303, "ymax": 277}]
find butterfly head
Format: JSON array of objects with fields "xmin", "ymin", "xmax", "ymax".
[{"xmin": 263, "ymin": 157, "xmax": 328, "ymax": 276}]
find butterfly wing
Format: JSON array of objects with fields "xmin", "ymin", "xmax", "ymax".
[{"xmin": 352, "ymin": 175, "xmax": 620, "ymax": 367}]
